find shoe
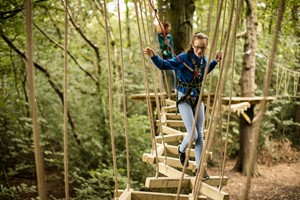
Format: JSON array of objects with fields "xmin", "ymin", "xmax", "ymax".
[
  {"xmin": 178, "ymin": 145, "xmax": 189, "ymax": 167},
  {"xmin": 202, "ymin": 170, "xmax": 210, "ymax": 181},
  {"xmin": 194, "ymin": 169, "xmax": 210, "ymax": 181}
]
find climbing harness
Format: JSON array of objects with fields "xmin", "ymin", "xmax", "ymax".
[{"xmin": 176, "ymin": 55, "xmax": 204, "ymax": 109}]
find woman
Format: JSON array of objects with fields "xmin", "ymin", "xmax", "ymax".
[
  {"xmin": 157, "ymin": 21, "xmax": 176, "ymax": 93},
  {"xmin": 143, "ymin": 32, "xmax": 222, "ymax": 180}
]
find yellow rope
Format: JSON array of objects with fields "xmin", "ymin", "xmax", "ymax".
[{"xmin": 24, "ymin": 0, "xmax": 46, "ymax": 199}]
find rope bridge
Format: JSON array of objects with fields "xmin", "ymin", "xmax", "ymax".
[{"xmin": 23, "ymin": 0, "xmax": 290, "ymax": 199}]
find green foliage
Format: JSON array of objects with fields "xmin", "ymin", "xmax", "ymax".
[
  {"xmin": 0, "ymin": 184, "xmax": 37, "ymax": 200},
  {"xmin": 0, "ymin": 0, "xmax": 299, "ymax": 199},
  {"xmin": 263, "ymin": 99, "xmax": 299, "ymax": 143}
]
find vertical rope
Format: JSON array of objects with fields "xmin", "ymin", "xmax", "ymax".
[
  {"xmin": 243, "ymin": 0, "xmax": 285, "ymax": 199},
  {"xmin": 194, "ymin": 0, "xmax": 242, "ymax": 198},
  {"xmin": 63, "ymin": 0, "xmax": 69, "ymax": 199},
  {"xmin": 140, "ymin": 0, "xmax": 169, "ymax": 169},
  {"xmin": 193, "ymin": 0, "xmax": 229, "ymax": 197},
  {"xmin": 117, "ymin": 0, "xmax": 131, "ymax": 191},
  {"xmin": 103, "ymin": 0, "xmax": 118, "ymax": 198},
  {"xmin": 276, "ymin": 63, "xmax": 279, "ymax": 96},
  {"xmin": 219, "ymin": 0, "xmax": 240, "ymax": 190},
  {"xmin": 133, "ymin": 0, "xmax": 160, "ymax": 175},
  {"xmin": 24, "ymin": 0, "xmax": 46, "ymax": 199}
]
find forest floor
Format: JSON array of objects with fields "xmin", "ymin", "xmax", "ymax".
[{"xmin": 208, "ymin": 149, "xmax": 300, "ymax": 200}]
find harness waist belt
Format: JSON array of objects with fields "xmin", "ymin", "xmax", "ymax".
[{"xmin": 179, "ymin": 81, "xmax": 201, "ymax": 88}]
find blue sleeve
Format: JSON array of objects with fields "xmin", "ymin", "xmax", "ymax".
[
  {"xmin": 208, "ymin": 60, "xmax": 218, "ymax": 74},
  {"xmin": 150, "ymin": 54, "xmax": 185, "ymax": 70}
]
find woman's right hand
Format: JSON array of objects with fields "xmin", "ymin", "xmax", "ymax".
[{"xmin": 143, "ymin": 47, "xmax": 155, "ymax": 57}]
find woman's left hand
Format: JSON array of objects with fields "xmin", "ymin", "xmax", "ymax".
[{"xmin": 216, "ymin": 51, "xmax": 223, "ymax": 62}]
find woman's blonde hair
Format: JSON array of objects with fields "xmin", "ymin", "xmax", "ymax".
[{"xmin": 185, "ymin": 32, "xmax": 208, "ymax": 53}]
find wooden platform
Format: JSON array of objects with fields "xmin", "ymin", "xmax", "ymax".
[
  {"xmin": 222, "ymin": 96, "xmax": 276, "ymax": 105},
  {"xmin": 118, "ymin": 190, "xmax": 208, "ymax": 200}
]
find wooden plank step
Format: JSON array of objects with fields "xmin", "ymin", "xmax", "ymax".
[
  {"xmin": 118, "ymin": 190, "xmax": 207, "ymax": 200},
  {"xmin": 165, "ymin": 113, "xmax": 182, "ymax": 120},
  {"xmin": 155, "ymin": 133, "xmax": 185, "ymax": 143},
  {"xmin": 165, "ymin": 99, "xmax": 176, "ymax": 106},
  {"xmin": 145, "ymin": 176, "xmax": 228, "ymax": 188},
  {"xmin": 142, "ymin": 153, "xmax": 196, "ymax": 171},
  {"xmin": 161, "ymin": 105, "xmax": 178, "ymax": 112},
  {"xmin": 145, "ymin": 177, "xmax": 191, "ymax": 188},
  {"xmin": 165, "ymin": 144, "xmax": 195, "ymax": 158},
  {"xmin": 157, "ymin": 162, "xmax": 188, "ymax": 178},
  {"xmin": 156, "ymin": 119, "xmax": 185, "ymax": 127},
  {"xmin": 161, "ymin": 125, "xmax": 184, "ymax": 135},
  {"xmin": 198, "ymin": 182, "xmax": 230, "ymax": 200}
]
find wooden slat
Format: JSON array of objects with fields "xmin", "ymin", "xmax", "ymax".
[
  {"xmin": 166, "ymin": 113, "xmax": 182, "ymax": 120},
  {"xmin": 142, "ymin": 153, "xmax": 196, "ymax": 171},
  {"xmin": 223, "ymin": 102, "xmax": 250, "ymax": 114},
  {"xmin": 222, "ymin": 96, "xmax": 276, "ymax": 105},
  {"xmin": 145, "ymin": 176, "xmax": 228, "ymax": 188},
  {"xmin": 130, "ymin": 191, "xmax": 207, "ymax": 200},
  {"xmin": 118, "ymin": 190, "xmax": 132, "ymax": 200},
  {"xmin": 165, "ymin": 99, "xmax": 176, "ymax": 106},
  {"xmin": 190, "ymin": 182, "xmax": 229, "ymax": 200},
  {"xmin": 203, "ymin": 176, "xmax": 228, "ymax": 186},
  {"xmin": 161, "ymin": 105, "xmax": 178, "ymax": 112},
  {"xmin": 165, "ymin": 144, "xmax": 195, "ymax": 158},
  {"xmin": 155, "ymin": 133, "xmax": 185, "ymax": 143},
  {"xmin": 161, "ymin": 125, "xmax": 184, "ymax": 135},
  {"xmin": 157, "ymin": 162, "xmax": 187, "ymax": 178},
  {"xmin": 156, "ymin": 119, "xmax": 185, "ymax": 127},
  {"xmin": 145, "ymin": 177, "xmax": 191, "ymax": 188}
]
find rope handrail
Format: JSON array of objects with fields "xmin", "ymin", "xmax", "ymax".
[
  {"xmin": 103, "ymin": 0, "xmax": 118, "ymax": 198},
  {"xmin": 63, "ymin": 0, "xmax": 69, "ymax": 198},
  {"xmin": 133, "ymin": 0, "xmax": 160, "ymax": 177},
  {"xmin": 117, "ymin": 0, "xmax": 131, "ymax": 191},
  {"xmin": 141, "ymin": 0, "xmax": 169, "ymax": 174}
]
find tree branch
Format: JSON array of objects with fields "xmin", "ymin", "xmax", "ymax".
[
  {"xmin": 0, "ymin": 30, "xmax": 83, "ymax": 147},
  {"xmin": 33, "ymin": 22, "xmax": 97, "ymax": 83}
]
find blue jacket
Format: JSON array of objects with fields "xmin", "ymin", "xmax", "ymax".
[{"xmin": 150, "ymin": 52, "xmax": 218, "ymax": 97}]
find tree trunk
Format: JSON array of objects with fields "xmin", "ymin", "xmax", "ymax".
[
  {"xmin": 157, "ymin": 0, "xmax": 195, "ymax": 54},
  {"xmin": 234, "ymin": 0, "xmax": 259, "ymax": 176}
]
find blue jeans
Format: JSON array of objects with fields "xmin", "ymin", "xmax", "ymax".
[{"xmin": 177, "ymin": 91, "xmax": 204, "ymax": 169}]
